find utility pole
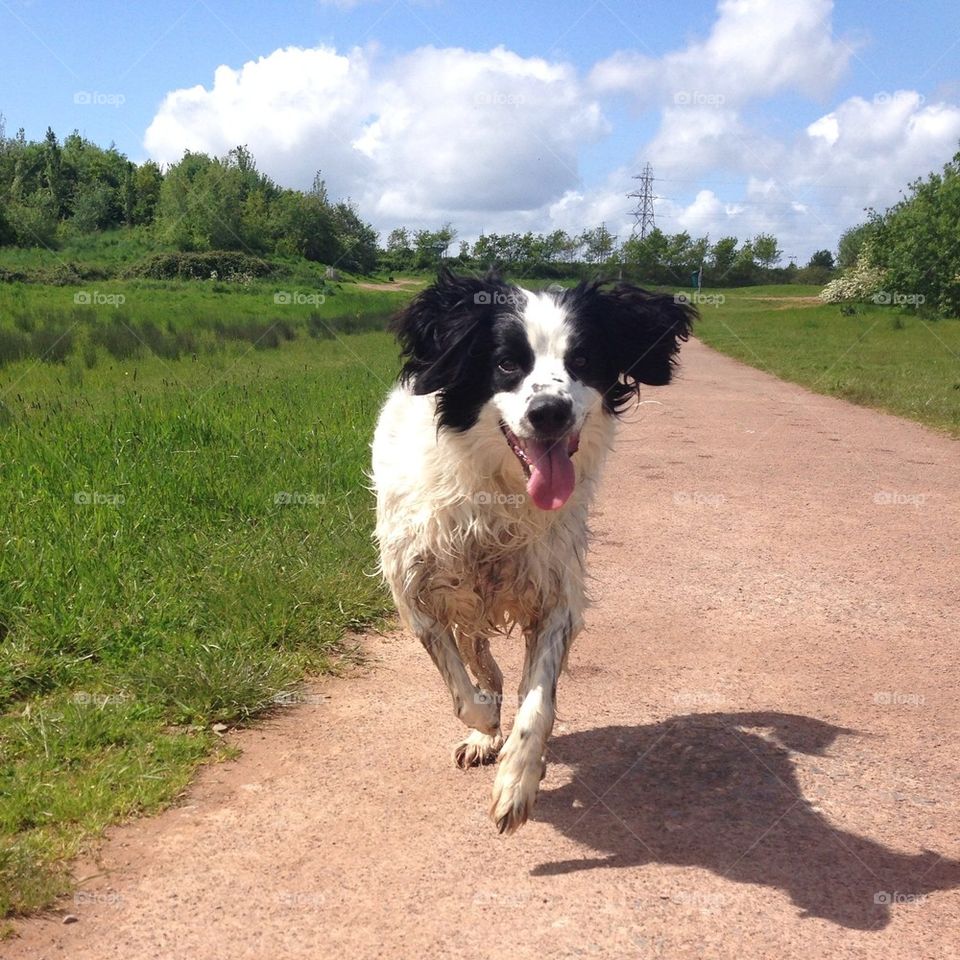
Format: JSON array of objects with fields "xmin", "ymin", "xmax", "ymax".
[{"xmin": 628, "ymin": 162, "xmax": 656, "ymax": 239}]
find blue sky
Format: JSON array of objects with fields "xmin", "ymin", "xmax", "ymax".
[{"xmin": 2, "ymin": 0, "xmax": 959, "ymax": 260}]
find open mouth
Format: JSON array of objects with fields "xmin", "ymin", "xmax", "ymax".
[{"xmin": 499, "ymin": 421, "xmax": 581, "ymax": 511}]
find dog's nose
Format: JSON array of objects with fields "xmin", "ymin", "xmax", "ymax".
[{"xmin": 527, "ymin": 394, "xmax": 574, "ymax": 435}]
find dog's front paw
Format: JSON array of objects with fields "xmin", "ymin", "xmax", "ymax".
[
  {"xmin": 453, "ymin": 729, "xmax": 503, "ymax": 769},
  {"xmin": 489, "ymin": 748, "xmax": 545, "ymax": 834}
]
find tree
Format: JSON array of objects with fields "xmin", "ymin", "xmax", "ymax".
[
  {"xmin": 753, "ymin": 233, "xmax": 782, "ymax": 269},
  {"xmin": 710, "ymin": 236, "xmax": 739, "ymax": 280},
  {"xmin": 807, "ymin": 249, "xmax": 835, "ymax": 270},
  {"xmin": 580, "ymin": 223, "xmax": 615, "ymax": 264},
  {"xmin": 837, "ymin": 222, "xmax": 875, "ymax": 269},
  {"xmin": 868, "ymin": 150, "xmax": 960, "ymax": 316}
]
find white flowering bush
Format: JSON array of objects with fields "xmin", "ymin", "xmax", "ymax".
[{"xmin": 819, "ymin": 254, "xmax": 888, "ymax": 303}]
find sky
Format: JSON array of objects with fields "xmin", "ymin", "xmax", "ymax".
[{"xmin": 2, "ymin": 0, "xmax": 960, "ymax": 262}]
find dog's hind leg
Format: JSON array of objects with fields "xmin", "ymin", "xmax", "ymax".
[
  {"xmin": 410, "ymin": 614, "xmax": 501, "ymax": 738},
  {"xmin": 490, "ymin": 610, "xmax": 573, "ymax": 834},
  {"xmin": 453, "ymin": 634, "xmax": 504, "ymax": 768}
]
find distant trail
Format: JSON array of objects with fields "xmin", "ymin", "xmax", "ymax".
[{"xmin": 12, "ymin": 339, "xmax": 960, "ymax": 960}]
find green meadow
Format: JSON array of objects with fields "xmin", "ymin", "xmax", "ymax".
[
  {"xmin": 0, "ymin": 287, "xmax": 401, "ymax": 919},
  {"xmin": 1, "ymin": 273, "xmax": 958, "ymax": 923},
  {"xmin": 695, "ymin": 287, "xmax": 960, "ymax": 436}
]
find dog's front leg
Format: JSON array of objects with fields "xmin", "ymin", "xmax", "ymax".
[
  {"xmin": 490, "ymin": 609, "xmax": 572, "ymax": 834},
  {"xmin": 410, "ymin": 614, "xmax": 501, "ymax": 737}
]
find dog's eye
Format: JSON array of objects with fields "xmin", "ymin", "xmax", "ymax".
[
  {"xmin": 498, "ymin": 359, "xmax": 520, "ymax": 374},
  {"xmin": 570, "ymin": 354, "xmax": 588, "ymax": 371}
]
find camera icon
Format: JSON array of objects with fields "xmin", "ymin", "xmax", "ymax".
[
  {"xmin": 872, "ymin": 290, "xmax": 892, "ymax": 305},
  {"xmin": 274, "ymin": 291, "xmax": 292, "ymax": 305},
  {"xmin": 874, "ymin": 891, "xmax": 891, "ymax": 905},
  {"xmin": 674, "ymin": 90, "xmax": 691, "ymax": 105},
  {"xmin": 473, "ymin": 291, "xmax": 492, "ymax": 305},
  {"xmin": 73, "ymin": 90, "xmax": 92, "ymax": 105},
  {"xmin": 73, "ymin": 291, "xmax": 92, "ymax": 305},
  {"xmin": 475, "ymin": 491, "xmax": 491, "ymax": 504}
]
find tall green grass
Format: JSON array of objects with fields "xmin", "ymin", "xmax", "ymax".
[
  {"xmin": 0, "ymin": 278, "xmax": 411, "ymax": 369},
  {"xmin": 695, "ymin": 288, "xmax": 960, "ymax": 435},
  {"xmin": 0, "ymin": 330, "xmax": 399, "ymax": 917}
]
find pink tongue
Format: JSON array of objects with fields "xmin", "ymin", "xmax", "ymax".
[{"xmin": 525, "ymin": 439, "xmax": 576, "ymax": 511}]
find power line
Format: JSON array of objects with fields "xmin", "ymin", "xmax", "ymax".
[{"xmin": 627, "ymin": 162, "xmax": 657, "ymax": 239}]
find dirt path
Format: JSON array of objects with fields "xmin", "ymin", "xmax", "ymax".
[{"xmin": 12, "ymin": 339, "xmax": 960, "ymax": 959}]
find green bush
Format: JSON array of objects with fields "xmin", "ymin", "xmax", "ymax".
[{"xmin": 124, "ymin": 251, "xmax": 274, "ymax": 281}]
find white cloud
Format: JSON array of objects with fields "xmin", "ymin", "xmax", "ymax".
[
  {"xmin": 141, "ymin": 0, "xmax": 960, "ymax": 261},
  {"xmin": 144, "ymin": 43, "xmax": 607, "ymax": 229},
  {"xmin": 590, "ymin": 0, "xmax": 853, "ymax": 107}
]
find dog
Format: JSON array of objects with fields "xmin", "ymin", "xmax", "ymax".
[{"xmin": 371, "ymin": 269, "xmax": 693, "ymax": 833}]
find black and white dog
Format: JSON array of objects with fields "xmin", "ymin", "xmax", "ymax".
[{"xmin": 371, "ymin": 269, "xmax": 693, "ymax": 833}]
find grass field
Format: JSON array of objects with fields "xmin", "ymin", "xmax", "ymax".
[
  {"xmin": 1, "ymin": 272, "xmax": 958, "ymax": 923},
  {"xmin": 695, "ymin": 287, "xmax": 960, "ymax": 436},
  {"xmin": 0, "ymin": 321, "xmax": 398, "ymax": 919}
]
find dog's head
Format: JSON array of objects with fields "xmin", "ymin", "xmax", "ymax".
[{"xmin": 391, "ymin": 268, "xmax": 695, "ymax": 510}]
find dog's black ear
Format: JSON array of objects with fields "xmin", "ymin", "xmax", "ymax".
[
  {"xmin": 563, "ymin": 281, "xmax": 695, "ymax": 414},
  {"xmin": 390, "ymin": 267, "xmax": 516, "ymax": 430}
]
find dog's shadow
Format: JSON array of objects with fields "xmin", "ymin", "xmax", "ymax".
[{"xmin": 533, "ymin": 712, "xmax": 960, "ymax": 930}]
